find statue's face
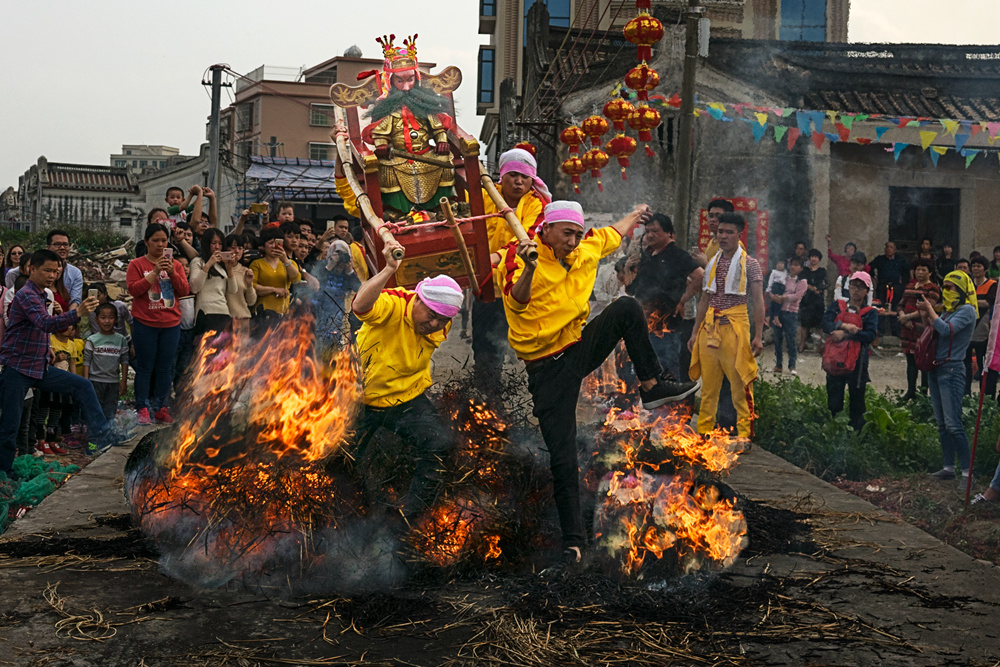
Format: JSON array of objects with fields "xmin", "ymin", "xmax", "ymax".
[{"xmin": 392, "ymin": 70, "xmax": 417, "ymax": 92}]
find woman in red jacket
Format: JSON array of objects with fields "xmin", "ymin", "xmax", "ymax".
[{"xmin": 127, "ymin": 223, "xmax": 190, "ymax": 425}]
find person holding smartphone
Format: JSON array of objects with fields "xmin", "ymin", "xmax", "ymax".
[
  {"xmin": 188, "ymin": 229, "xmax": 239, "ymax": 335},
  {"xmin": 127, "ymin": 223, "xmax": 190, "ymax": 425},
  {"xmin": 250, "ymin": 227, "xmax": 301, "ymax": 317}
]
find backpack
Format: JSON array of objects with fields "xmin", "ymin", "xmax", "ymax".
[{"xmin": 822, "ymin": 301, "xmax": 873, "ymax": 376}]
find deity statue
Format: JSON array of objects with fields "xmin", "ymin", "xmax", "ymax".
[{"xmin": 331, "ymin": 35, "xmax": 460, "ymax": 221}]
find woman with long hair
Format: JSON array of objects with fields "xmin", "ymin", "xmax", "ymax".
[
  {"xmin": 127, "ymin": 223, "xmax": 190, "ymax": 425},
  {"xmin": 188, "ymin": 228, "xmax": 238, "ymax": 334},
  {"xmin": 250, "ymin": 227, "xmax": 301, "ymax": 316},
  {"xmin": 2, "ymin": 245, "xmax": 24, "ymax": 282}
]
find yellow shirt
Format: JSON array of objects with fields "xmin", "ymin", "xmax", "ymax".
[
  {"xmin": 336, "ymin": 176, "xmax": 361, "ymax": 218},
  {"xmin": 350, "ymin": 242, "xmax": 369, "ymax": 282},
  {"xmin": 250, "ymin": 258, "xmax": 301, "ymax": 315},
  {"xmin": 497, "ymin": 226, "xmax": 622, "ymax": 361},
  {"xmin": 482, "ymin": 185, "xmax": 545, "ymax": 253},
  {"xmin": 354, "ymin": 288, "xmax": 450, "ymax": 407},
  {"xmin": 51, "ymin": 336, "xmax": 85, "ymax": 375}
]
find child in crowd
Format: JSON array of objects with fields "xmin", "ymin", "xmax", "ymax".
[
  {"xmin": 165, "ymin": 186, "xmax": 196, "ymax": 223},
  {"xmin": 834, "ymin": 252, "xmax": 872, "ymax": 305},
  {"xmin": 765, "ymin": 259, "xmax": 788, "ymax": 328},
  {"xmin": 82, "ymin": 303, "xmax": 130, "ymax": 422}
]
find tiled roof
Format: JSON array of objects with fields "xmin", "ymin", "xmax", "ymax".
[
  {"xmin": 46, "ymin": 163, "xmax": 138, "ymax": 193},
  {"xmin": 706, "ymin": 41, "xmax": 1000, "ymax": 120}
]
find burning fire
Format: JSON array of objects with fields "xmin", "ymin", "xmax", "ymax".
[
  {"xmin": 127, "ymin": 316, "xmax": 363, "ymax": 585},
  {"xmin": 585, "ymin": 367, "xmax": 749, "ymax": 577}
]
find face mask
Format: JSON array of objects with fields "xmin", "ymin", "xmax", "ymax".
[{"xmin": 942, "ymin": 289, "xmax": 960, "ymax": 312}]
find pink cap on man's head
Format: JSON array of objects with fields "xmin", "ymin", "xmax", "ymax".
[
  {"xmin": 849, "ymin": 271, "xmax": 873, "ymax": 290},
  {"xmin": 415, "ymin": 275, "xmax": 463, "ymax": 318},
  {"xmin": 543, "ymin": 201, "xmax": 586, "ymax": 229}
]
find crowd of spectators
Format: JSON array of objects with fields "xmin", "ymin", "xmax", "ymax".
[{"xmin": 0, "ymin": 185, "xmax": 366, "ymax": 470}]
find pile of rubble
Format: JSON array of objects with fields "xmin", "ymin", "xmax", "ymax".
[{"xmin": 71, "ymin": 240, "xmax": 133, "ymax": 302}]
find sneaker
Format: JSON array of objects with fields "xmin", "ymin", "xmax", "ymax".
[
  {"xmin": 35, "ymin": 442, "xmax": 54, "ymax": 456},
  {"xmin": 971, "ymin": 493, "xmax": 993, "ymax": 506},
  {"xmin": 790, "ymin": 369, "xmax": 798, "ymax": 376},
  {"xmin": 137, "ymin": 408, "xmax": 151, "ymax": 425},
  {"xmin": 47, "ymin": 442, "xmax": 67, "ymax": 455},
  {"xmin": 929, "ymin": 468, "xmax": 956, "ymax": 480},
  {"xmin": 640, "ymin": 378, "xmax": 701, "ymax": 409},
  {"xmin": 153, "ymin": 408, "xmax": 175, "ymax": 424}
]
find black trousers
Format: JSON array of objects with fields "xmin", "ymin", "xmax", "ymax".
[
  {"xmin": 471, "ymin": 298, "xmax": 509, "ymax": 389},
  {"xmin": 525, "ymin": 297, "xmax": 662, "ymax": 549},
  {"xmin": 677, "ymin": 318, "xmax": 695, "ymax": 383},
  {"xmin": 827, "ymin": 370, "xmax": 867, "ymax": 431},
  {"xmin": 352, "ymin": 393, "xmax": 449, "ymax": 517}
]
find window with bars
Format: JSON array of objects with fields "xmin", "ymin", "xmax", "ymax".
[
  {"xmin": 309, "ymin": 143, "xmax": 334, "ymax": 161},
  {"xmin": 780, "ymin": 0, "xmax": 827, "ymax": 42},
  {"xmin": 310, "ymin": 104, "xmax": 336, "ymax": 127},
  {"xmin": 237, "ymin": 103, "xmax": 254, "ymax": 132}
]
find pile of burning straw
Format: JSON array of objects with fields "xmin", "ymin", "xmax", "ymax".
[{"xmin": 125, "ymin": 319, "xmax": 749, "ymax": 595}]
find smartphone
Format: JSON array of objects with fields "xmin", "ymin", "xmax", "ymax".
[
  {"xmin": 163, "ymin": 248, "xmax": 173, "ymax": 260},
  {"xmin": 220, "ymin": 251, "xmax": 235, "ymax": 262},
  {"xmin": 326, "ymin": 220, "xmax": 338, "ymax": 231},
  {"xmin": 250, "ymin": 203, "xmax": 269, "ymax": 214},
  {"xmin": 88, "ymin": 289, "xmax": 98, "ymax": 300}
]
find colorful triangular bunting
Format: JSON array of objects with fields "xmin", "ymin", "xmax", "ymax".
[
  {"xmin": 920, "ymin": 131, "xmax": 937, "ymax": 151},
  {"xmin": 893, "ymin": 143, "xmax": 908, "ymax": 161},
  {"xmin": 774, "ymin": 126, "xmax": 788, "ymax": 143},
  {"xmin": 787, "ymin": 127, "xmax": 801, "ymax": 150}
]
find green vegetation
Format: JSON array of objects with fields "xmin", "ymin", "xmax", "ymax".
[
  {"xmin": 1, "ymin": 225, "xmax": 129, "ymax": 256},
  {"xmin": 753, "ymin": 377, "xmax": 1000, "ymax": 481}
]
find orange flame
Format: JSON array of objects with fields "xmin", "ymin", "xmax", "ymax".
[{"xmin": 128, "ymin": 316, "xmax": 363, "ymax": 572}]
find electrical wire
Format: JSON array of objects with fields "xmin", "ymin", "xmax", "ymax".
[
  {"xmin": 536, "ymin": 0, "xmax": 626, "ymax": 122},
  {"xmin": 519, "ymin": 0, "xmax": 599, "ymax": 122}
]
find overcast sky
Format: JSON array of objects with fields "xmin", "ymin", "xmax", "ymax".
[{"xmin": 1, "ymin": 0, "xmax": 999, "ymax": 190}]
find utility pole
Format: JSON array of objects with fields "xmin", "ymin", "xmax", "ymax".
[
  {"xmin": 207, "ymin": 64, "xmax": 224, "ymax": 192},
  {"xmin": 674, "ymin": 0, "xmax": 704, "ymax": 247}
]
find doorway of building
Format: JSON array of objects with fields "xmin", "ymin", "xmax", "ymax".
[{"xmin": 888, "ymin": 187, "xmax": 961, "ymax": 257}]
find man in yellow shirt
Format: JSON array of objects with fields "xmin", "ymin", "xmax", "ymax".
[
  {"xmin": 473, "ymin": 147, "xmax": 550, "ymax": 388},
  {"xmin": 352, "ymin": 241, "xmax": 463, "ymax": 517},
  {"xmin": 498, "ymin": 200, "xmax": 700, "ymax": 570}
]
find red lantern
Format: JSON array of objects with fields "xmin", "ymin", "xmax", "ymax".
[
  {"xmin": 561, "ymin": 155, "xmax": 586, "ymax": 193},
  {"xmin": 581, "ymin": 147, "xmax": 610, "ymax": 192},
  {"xmin": 624, "ymin": 12, "xmax": 664, "ymax": 62},
  {"xmin": 603, "ymin": 98, "xmax": 635, "ymax": 132},
  {"xmin": 605, "ymin": 134, "xmax": 637, "ymax": 180},
  {"xmin": 514, "ymin": 141, "xmax": 537, "ymax": 157},
  {"xmin": 559, "ymin": 126, "xmax": 587, "ymax": 154},
  {"xmin": 581, "ymin": 115, "xmax": 610, "ymax": 147},
  {"xmin": 626, "ymin": 104, "xmax": 662, "ymax": 156},
  {"xmin": 625, "ymin": 63, "xmax": 660, "ymax": 101}
]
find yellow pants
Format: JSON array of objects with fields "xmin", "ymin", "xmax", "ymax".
[{"xmin": 696, "ymin": 322, "xmax": 755, "ymax": 437}]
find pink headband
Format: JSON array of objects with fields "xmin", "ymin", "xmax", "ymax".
[
  {"xmin": 500, "ymin": 160, "xmax": 536, "ymax": 179},
  {"xmin": 499, "ymin": 160, "xmax": 552, "ymax": 204},
  {"xmin": 544, "ymin": 201, "xmax": 586, "ymax": 229},
  {"xmin": 414, "ymin": 275, "xmax": 463, "ymax": 319}
]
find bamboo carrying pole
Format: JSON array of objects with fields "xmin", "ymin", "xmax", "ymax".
[
  {"xmin": 331, "ymin": 115, "xmax": 404, "ymax": 261},
  {"xmin": 439, "ymin": 197, "xmax": 479, "ymax": 296},
  {"xmin": 479, "ymin": 166, "xmax": 537, "ymax": 260}
]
